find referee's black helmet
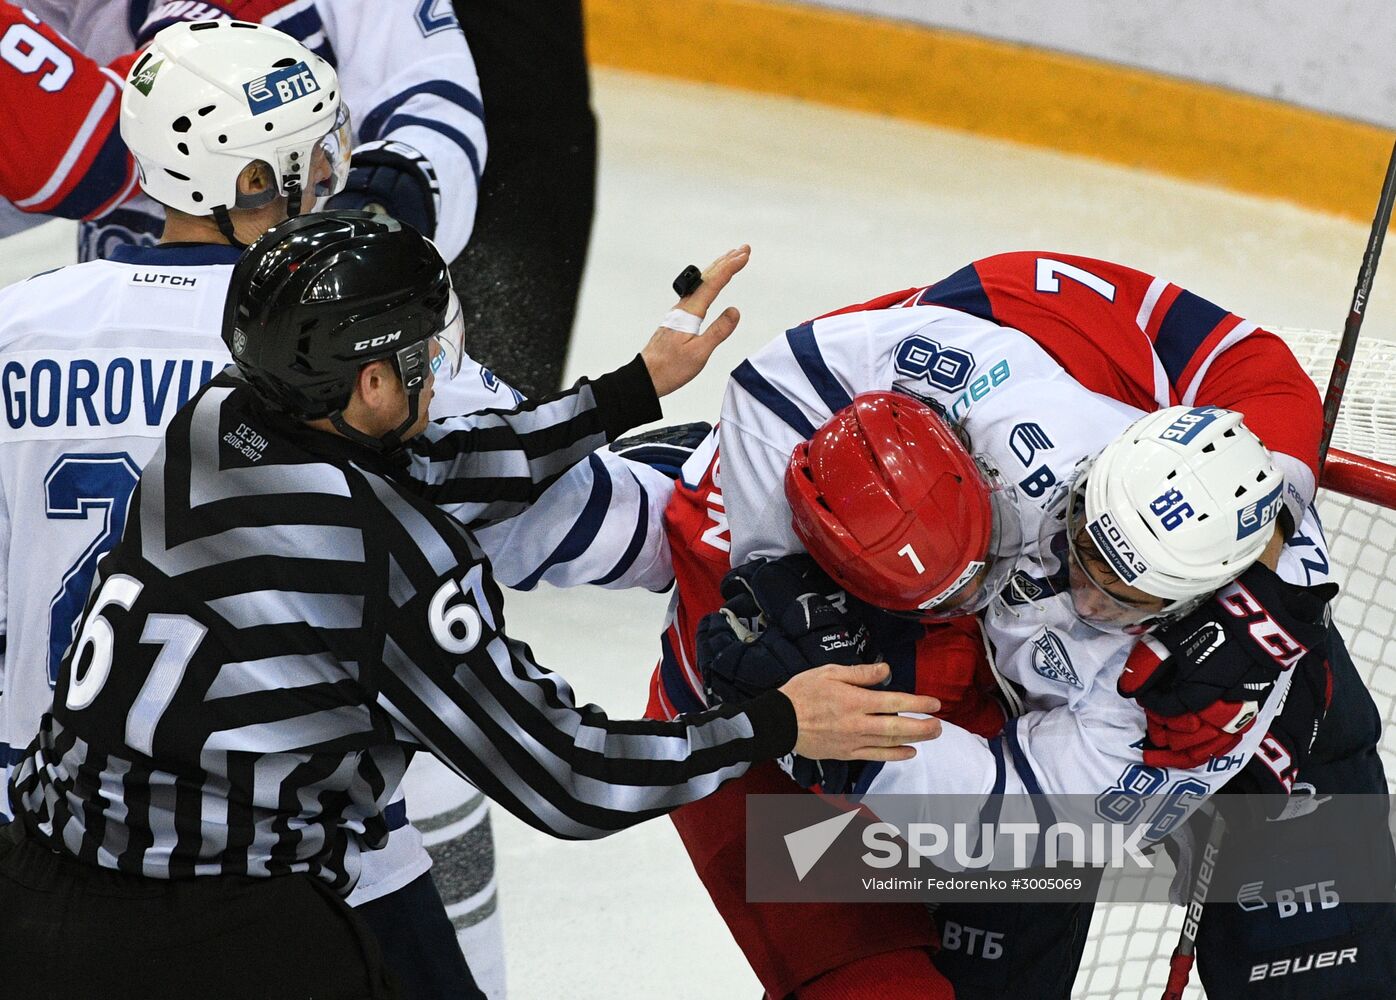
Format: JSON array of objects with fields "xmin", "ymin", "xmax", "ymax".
[{"xmin": 223, "ymin": 210, "xmax": 463, "ymax": 422}]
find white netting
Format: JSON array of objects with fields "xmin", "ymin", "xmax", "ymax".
[{"xmin": 1074, "ymin": 328, "xmax": 1396, "ymax": 999}]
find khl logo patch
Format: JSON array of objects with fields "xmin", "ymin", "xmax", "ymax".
[{"xmin": 1031, "ymin": 631, "xmax": 1082, "ymax": 689}]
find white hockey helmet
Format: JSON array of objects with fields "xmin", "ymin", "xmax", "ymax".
[
  {"xmin": 1065, "ymin": 406, "xmax": 1284, "ymax": 630},
  {"xmin": 120, "ymin": 21, "xmax": 349, "ymax": 222}
]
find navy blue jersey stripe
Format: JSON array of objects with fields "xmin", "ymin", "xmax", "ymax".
[
  {"xmin": 730, "ymin": 361, "xmax": 816, "ymax": 438},
  {"xmin": 514, "ymin": 455, "xmax": 612, "ymax": 591},
  {"xmin": 381, "ymin": 114, "xmax": 482, "ymax": 182},
  {"xmin": 0, "ymin": 741, "xmax": 23, "ymax": 768},
  {"xmin": 1004, "ymin": 719, "xmax": 1056, "ymax": 865},
  {"xmin": 977, "ymin": 736, "xmax": 1010, "ymax": 837},
  {"xmin": 129, "ymin": 0, "xmax": 155, "ymax": 42},
  {"xmin": 658, "ymin": 633, "xmax": 707, "ymax": 716},
  {"xmin": 1003, "ymin": 717, "xmax": 1047, "ymax": 797},
  {"xmin": 918, "ymin": 263, "xmax": 997, "ymax": 325},
  {"xmin": 49, "ymin": 125, "xmax": 130, "ymax": 221},
  {"xmin": 1154, "ymin": 289, "xmax": 1228, "ymax": 386},
  {"xmin": 590, "ymin": 471, "xmax": 651, "ymax": 587},
  {"xmin": 384, "ymin": 798, "xmax": 409, "ymax": 830},
  {"xmin": 361, "ymin": 82, "xmax": 485, "ymax": 142},
  {"xmin": 786, "ymin": 323, "xmax": 853, "ymax": 413},
  {"xmin": 269, "ymin": 5, "xmax": 325, "ymax": 44}
]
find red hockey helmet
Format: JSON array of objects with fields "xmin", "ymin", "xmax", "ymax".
[{"xmin": 785, "ymin": 392, "xmax": 1024, "ymax": 619}]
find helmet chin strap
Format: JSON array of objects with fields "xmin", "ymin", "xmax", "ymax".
[
  {"xmin": 214, "ymin": 183, "xmax": 306, "ymax": 251},
  {"xmin": 327, "ymin": 389, "xmax": 421, "ymax": 455},
  {"xmin": 285, "ymin": 183, "xmax": 304, "ymax": 220},
  {"xmin": 212, "ymin": 206, "xmax": 247, "ymax": 250}
]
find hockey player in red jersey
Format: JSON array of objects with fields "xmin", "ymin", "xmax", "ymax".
[
  {"xmin": 644, "ymin": 425, "xmax": 988, "ymax": 1000},
  {"xmin": 0, "ymin": 2, "xmax": 139, "ymax": 219}
]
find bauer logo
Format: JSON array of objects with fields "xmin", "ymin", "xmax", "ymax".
[
  {"xmin": 1087, "ymin": 514, "xmax": 1148, "ymax": 583},
  {"xmin": 1158, "ymin": 406, "xmax": 1225, "ymax": 445},
  {"xmin": 244, "ymin": 61, "xmax": 321, "ymax": 115},
  {"xmin": 1236, "ymin": 481, "xmax": 1284, "ymax": 540}
]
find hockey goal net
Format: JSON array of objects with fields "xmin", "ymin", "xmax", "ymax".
[{"xmin": 1075, "ymin": 328, "xmax": 1396, "ymax": 999}]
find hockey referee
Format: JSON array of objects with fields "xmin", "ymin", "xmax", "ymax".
[{"xmin": 0, "ymin": 213, "xmax": 940, "ymax": 1000}]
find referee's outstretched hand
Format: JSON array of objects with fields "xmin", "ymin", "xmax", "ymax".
[
  {"xmin": 780, "ymin": 662, "xmax": 943, "ymax": 762},
  {"xmin": 641, "ymin": 245, "xmax": 749, "ymax": 397}
]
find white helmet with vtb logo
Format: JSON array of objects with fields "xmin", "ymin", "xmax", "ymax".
[
  {"xmin": 1071, "ymin": 405, "xmax": 1284, "ymax": 610},
  {"xmin": 121, "ymin": 20, "xmax": 349, "ymax": 221}
]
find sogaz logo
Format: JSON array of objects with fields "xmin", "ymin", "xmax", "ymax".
[{"xmin": 1087, "ymin": 513, "xmax": 1148, "ymax": 583}]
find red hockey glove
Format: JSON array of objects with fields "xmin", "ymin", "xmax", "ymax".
[{"xmin": 1118, "ymin": 563, "xmax": 1337, "ymax": 769}]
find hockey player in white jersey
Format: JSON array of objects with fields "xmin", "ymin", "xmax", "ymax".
[
  {"xmin": 0, "ymin": 22, "xmax": 678, "ymax": 1000},
  {"xmin": 687, "ymin": 267, "xmax": 1392, "ymax": 998},
  {"xmin": 0, "ymin": 0, "xmax": 485, "ymax": 265}
]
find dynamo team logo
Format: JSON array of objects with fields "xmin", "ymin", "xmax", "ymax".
[{"xmin": 1031, "ymin": 631, "xmax": 1083, "ymax": 689}]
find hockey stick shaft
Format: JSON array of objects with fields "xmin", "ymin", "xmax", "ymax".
[
  {"xmin": 1160, "ymin": 810, "xmax": 1227, "ymax": 1000},
  {"xmin": 1320, "ymin": 138, "xmax": 1396, "ymax": 468}
]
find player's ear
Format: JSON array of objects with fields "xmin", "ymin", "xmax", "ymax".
[
  {"xmin": 235, "ymin": 160, "xmax": 274, "ymax": 199},
  {"xmin": 355, "ymin": 359, "xmax": 400, "ymax": 412}
]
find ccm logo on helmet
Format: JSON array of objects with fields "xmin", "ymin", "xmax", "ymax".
[
  {"xmin": 244, "ymin": 61, "xmax": 321, "ymax": 115},
  {"xmin": 353, "ymin": 331, "xmax": 402, "ymax": 352},
  {"xmin": 1087, "ymin": 513, "xmax": 1148, "ymax": 583},
  {"xmin": 1236, "ymin": 480, "xmax": 1284, "ymax": 540},
  {"xmin": 1158, "ymin": 406, "xmax": 1225, "ymax": 445}
]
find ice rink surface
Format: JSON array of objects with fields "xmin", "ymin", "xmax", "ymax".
[{"xmin": 3, "ymin": 68, "xmax": 1394, "ymax": 998}]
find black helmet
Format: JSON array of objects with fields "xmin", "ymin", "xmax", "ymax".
[{"xmin": 222, "ymin": 210, "xmax": 462, "ymax": 447}]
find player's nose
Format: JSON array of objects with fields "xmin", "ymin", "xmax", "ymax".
[{"xmin": 1070, "ymin": 582, "xmax": 1114, "ymax": 621}]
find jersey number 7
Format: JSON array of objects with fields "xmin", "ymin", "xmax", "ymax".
[{"xmin": 44, "ymin": 454, "xmax": 140, "ymax": 687}]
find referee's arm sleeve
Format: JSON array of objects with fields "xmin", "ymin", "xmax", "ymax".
[
  {"xmin": 405, "ymin": 355, "xmax": 661, "ymax": 523},
  {"xmin": 372, "ymin": 567, "xmax": 797, "ymax": 839}
]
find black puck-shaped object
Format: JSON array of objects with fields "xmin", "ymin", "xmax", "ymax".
[{"xmin": 672, "ymin": 264, "xmax": 703, "ymax": 298}]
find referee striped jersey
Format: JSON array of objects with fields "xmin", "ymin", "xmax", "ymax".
[{"xmin": 11, "ymin": 357, "xmax": 796, "ymax": 893}]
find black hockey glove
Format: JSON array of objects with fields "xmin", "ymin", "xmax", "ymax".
[
  {"xmin": 1221, "ymin": 642, "xmax": 1333, "ymax": 820},
  {"xmin": 1118, "ymin": 562, "xmax": 1337, "ymax": 769},
  {"xmin": 696, "ymin": 555, "xmax": 875, "ymax": 796},
  {"xmin": 326, "ymin": 143, "xmax": 437, "ymax": 238},
  {"xmin": 696, "ymin": 554, "xmax": 875, "ymax": 705}
]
